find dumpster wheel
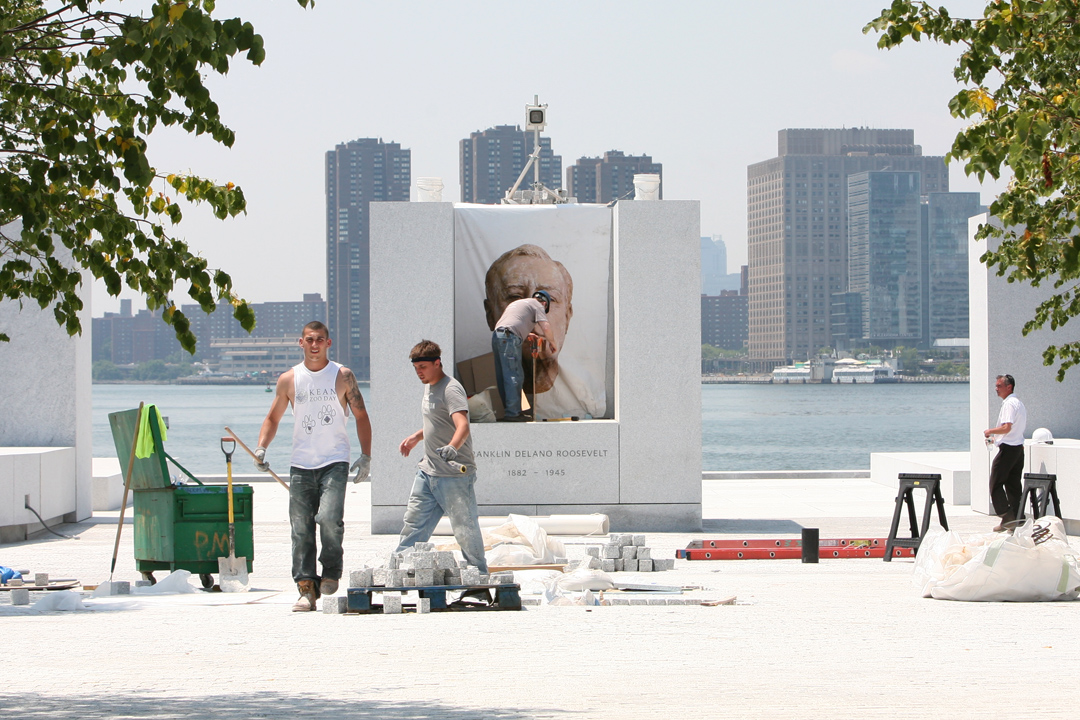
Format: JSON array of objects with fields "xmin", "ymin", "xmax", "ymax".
[{"xmin": 199, "ymin": 573, "xmax": 215, "ymax": 589}]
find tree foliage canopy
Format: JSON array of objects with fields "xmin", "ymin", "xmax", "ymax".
[
  {"xmin": 867, "ymin": 0, "xmax": 1080, "ymax": 380},
  {"xmin": 0, "ymin": 0, "xmax": 310, "ymax": 350}
]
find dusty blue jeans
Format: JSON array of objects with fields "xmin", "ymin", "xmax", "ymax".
[
  {"xmin": 289, "ymin": 462, "xmax": 348, "ymax": 583},
  {"xmin": 492, "ymin": 328, "xmax": 524, "ymax": 418},
  {"xmin": 395, "ymin": 469, "xmax": 488, "ymax": 573}
]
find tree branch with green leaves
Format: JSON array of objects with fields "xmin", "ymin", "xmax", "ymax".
[
  {"xmin": 866, "ymin": 0, "xmax": 1080, "ymax": 380},
  {"xmin": 0, "ymin": 0, "xmax": 312, "ymax": 350}
]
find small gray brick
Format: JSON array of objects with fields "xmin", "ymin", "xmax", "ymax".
[
  {"xmin": 478, "ymin": 575, "xmax": 489, "ymax": 585},
  {"xmin": 350, "ymin": 568, "xmax": 373, "ymax": 587},
  {"xmin": 621, "ymin": 546, "xmax": 637, "ymax": 560},
  {"xmin": 580, "ymin": 555, "xmax": 601, "ymax": 570},
  {"xmin": 10, "ymin": 588, "xmax": 29, "ymax": 605},
  {"xmin": 322, "ymin": 596, "xmax": 348, "ymax": 614},
  {"xmin": 112, "ymin": 581, "xmax": 130, "ymax": 595},
  {"xmin": 8, "ymin": 578, "xmax": 23, "ymax": 586},
  {"xmin": 658, "ymin": 558, "xmax": 675, "ymax": 571},
  {"xmin": 648, "ymin": 598, "xmax": 667, "ymax": 605},
  {"xmin": 601, "ymin": 544, "xmax": 621, "ymax": 559},
  {"xmin": 612, "ymin": 533, "xmax": 632, "ymax": 546},
  {"xmin": 614, "ymin": 559, "xmax": 624, "ymax": 572},
  {"xmin": 601, "ymin": 559, "xmax": 616, "ymax": 573},
  {"xmin": 403, "ymin": 576, "xmax": 415, "ymax": 587},
  {"xmin": 629, "ymin": 598, "xmax": 648, "ymax": 605},
  {"xmin": 372, "ymin": 568, "xmax": 388, "ymax": 586},
  {"xmin": 637, "ymin": 547, "xmax": 652, "ymax": 561},
  {"xmin": 609, "ymin": 597, "xmax": 630, "ymax": 605},
  {"xmin": 491, "ymin": 572, "xmax": 514, "ymax": 585},
  {"xmin": 418, "ymin": 597, "xmax": 431, "ymax": 614},
  {"xmin": 461, "ymin": 567, "xmax": 480, "ymax": 585},
  {"xmin": 414, "ymin": 541, "xmax": 434, "ymax": 552},
  {"xmin": 639, "ymin": 559, "xmax": 653, "ymax": 572},
  {"xmin": 459, "ymin": 560, "xmax": 468, "ymax": 568},
  {"xmin": 443, "ymin": 570, "xmax": 459, "ymax": 585},
  {"xmin": 585, "ymin": 546, "xmax": 600, "ymax": 558},
  {"xmin": 382, "ymin": 594, "xmax": 402, "ymax": 614},
  {"xmin": 389, "ymin": 569, "xmax": 407, "ymax": 587},
  {"xmin": 34, "ymin": 573, "xmax": 48, "ymax": 587},
  {"xmin": 623, "ymin": 559, "xmax": 638, "ymax": 572},
  {"xmin": 387, "ymin": 554, "xmax": 400, "ymax": 570},
  {"xmin": 415, "ymin": 568, "xmax": 436, "ymax": 586},
  {"xmin": 413, "ymin": 552, "xmax": 435, "ymax": 569},
  {"xmin": 435, "ymin": 551, "xmax": 457, "ymax": 570},
  {"xmin": 522, "ymin": 597, "xmax": 542, "ymax": 606},
  {"xmin": 633, "ymin": 534, "xmax": 646, "ymax": 546},
  {"xmin": 134, "ymin": 580, "xmax": 152, "ymax": 588}
]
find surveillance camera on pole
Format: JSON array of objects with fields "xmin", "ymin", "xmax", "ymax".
[{"xmin": 504, "ymin": 95, "xmax": 569, "ymax": 205}]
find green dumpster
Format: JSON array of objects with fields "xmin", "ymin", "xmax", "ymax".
[{"xmin": 108, "ymin": 406, "xmax": 254, "ymax": 589}]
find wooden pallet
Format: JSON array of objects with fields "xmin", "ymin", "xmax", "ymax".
[{"xmin": 346, "ymin": 583, "xmax": 522, "ymax": 613}]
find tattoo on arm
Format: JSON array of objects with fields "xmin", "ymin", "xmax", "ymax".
[{"xmin": 344, "ymin": 372, "xmax": 366, "ymax": 413}]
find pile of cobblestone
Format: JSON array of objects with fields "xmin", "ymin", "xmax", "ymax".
[{"xmin": 567, "ymin": 534, "xmax": 675, "ymax": 573}]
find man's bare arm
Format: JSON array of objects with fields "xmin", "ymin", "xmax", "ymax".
[
  {"xmin": 258, "ymin": 370, "xmax": 294, "ymax": 449},
  {"xmin": 339, "ymin": 368, "xmax": 372, "ymax": 456}
]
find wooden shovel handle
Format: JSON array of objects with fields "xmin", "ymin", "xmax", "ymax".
[{"xmin": 223, "ymin": 426, "xmax": 289, "ymax": 490}]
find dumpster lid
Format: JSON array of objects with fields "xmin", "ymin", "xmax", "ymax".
[{"xmin": 108, "ymin": 405, "xmax": 172, "ymax": 490}]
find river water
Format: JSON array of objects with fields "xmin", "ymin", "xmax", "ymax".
[{"xmin": 92, "ymin": 381, "xmax": 969, "ymax": 474}]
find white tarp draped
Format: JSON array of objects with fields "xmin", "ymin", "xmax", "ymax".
[{"xmin": 453, "ymin": 203, "xmax": 611, "ymax": 420}]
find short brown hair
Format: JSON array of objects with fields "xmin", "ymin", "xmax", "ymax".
[
  {"xmin": 302, "ymin": 321, "xmax": 329, "ymax": 337},
  {"xmin": 410, "ymin": 339, "xmax": 442, "ymax": 361}
]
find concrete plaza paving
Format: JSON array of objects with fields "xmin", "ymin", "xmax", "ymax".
[{"xmin": 1, "ymin": 476, "xmax": 1077, "ymax": 719}]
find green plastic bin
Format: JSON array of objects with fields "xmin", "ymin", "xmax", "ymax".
[{"xmin": 108, "ymin": 406, "xmax": 254, "ymax": 588}]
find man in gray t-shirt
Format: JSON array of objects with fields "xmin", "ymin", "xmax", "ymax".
[{"xmin": 396, "ymin": 339, "xmax": 487, "ymax": 573}]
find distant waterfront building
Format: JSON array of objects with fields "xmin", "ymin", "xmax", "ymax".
[
  {"xmin": 746, "ymin": 128, "xmax": 947, "ymax": 369},
  {"xmin": 701, "ymin": 290, "xmax": 748, "ymax": 351},
  {"xmin": 92, "ymin": 303, "xmax": 182, "ymax": 365},
  {"xmin": 566, "ymin": 150, "xmax": 662, "ymax": 203},
  {"xmin": 213, "ymin": 336, "xmax": 304, "ymax": 377},
  {"xmin": 460, "ymin": 125, "xmax": 560, "ymax": 204},
  {"xmin": 847, "ymin": 171, "xmax": 924, "ymax": 346},
  {"xmin": 180, "ymin": 293, "xmax": 327, "ymax": 365},
  {"xmin": 925, "ymin": 192, "xmax": 984, "ymax": 343},
  {"xmin": 701, "ymin": 235, "xmax": 727, "ymax": 295},
  {"xmin": 326, "ymin": 138, "xmax": 411, "ymax": 379}
]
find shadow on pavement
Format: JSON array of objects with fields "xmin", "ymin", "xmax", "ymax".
[
  {"xmin": 0, "ymin": 692, "xmax": 565, "ymax": 720},
  {"xmin": 701, "ymin": 518, "xmax": 804, "ymax": 534}
]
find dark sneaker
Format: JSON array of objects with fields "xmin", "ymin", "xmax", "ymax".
[
  {"xmin": 292, "ymin": 580, "xmax": 318, "ymax": 612},
  {"xmin": 319, "ymin": 578, "xmax": 339, "ymax": 596},
  {"xmin": 502, "ymin": 415, "xmax": 530, "ymax": 422}
]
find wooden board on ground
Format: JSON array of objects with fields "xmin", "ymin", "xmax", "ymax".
[{"xmin": 0, "ymin": 581, "xmax": 80, "ymax": 592}]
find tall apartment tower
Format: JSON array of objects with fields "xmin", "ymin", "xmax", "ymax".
[
  {"xmin": 326, "ymin": 138, "xmax": 411, "ymax": 379},
  {"xmin": 460, "ymin": 125, "xmax": 561, "ymax": 204},
  {"xmin": 566, "ymin": 151, "xmax": 663, "ymax": 203},
  {"xmin": 746, "ymin": 128, "xmax": 947, "ymax": 368}
]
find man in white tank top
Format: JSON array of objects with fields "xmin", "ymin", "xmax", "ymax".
[{"xmin": 255, "ymin": 321, "xmax": 372, "ymax": 612}]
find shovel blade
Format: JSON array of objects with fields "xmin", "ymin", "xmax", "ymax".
[{"xmin": 218, "ymin": 554, "xmax": 249, "ymax": 593}]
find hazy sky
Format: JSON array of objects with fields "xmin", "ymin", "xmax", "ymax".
[{"xmin": 94, "ymin": 0, "xmax": 1002, "ymax": 315}]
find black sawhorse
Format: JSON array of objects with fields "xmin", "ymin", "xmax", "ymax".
[
  {"xmin": 1017, "ymin": 473, "xmax": 1062, "ymax": 522},
  {"xmin": 884, "ymin": 473, "xmax": 949, "ymax": 561}
]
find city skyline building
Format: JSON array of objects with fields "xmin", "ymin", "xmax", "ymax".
[
  {"xmin": 566, "ymin": 150, "xmax": 662, "ymax": 203},
  {"xmin": 459, "ymin": 125, "xmax": 561, "ymax": 204},
  {"xmin": 746, "ymin": 128, "xmax": 948, "ymax": 369},
  {"xmin": 326, "ymin": 138, "xmax": 411, "ymax": 379},
  {"xmin": 847, "ymin": 171, "xmax": 924, "ymax": 346},
  {"xmin": 701, "ymin": 235, "xmax": 726, "ymax": 295},
  {"xmin": 925, "ymin": 192, "xmax": 984, "ymax": 344}
]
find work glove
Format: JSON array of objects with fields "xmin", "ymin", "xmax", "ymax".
[
  {"xmin": 435, "ymin": 445, "xmax": 458, "ymax": 462},
  {"xmin": 351, "ymin": 454, "xmax": 371, "ymax": 483},
  {"xmin": 253, "ymin": 447, "xmax": 270, "ymax": 473}
]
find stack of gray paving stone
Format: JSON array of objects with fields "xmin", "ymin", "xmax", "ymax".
[
  {"xmin": 327, "ymin": 543, "xmax": 517, "ymax": 615},
  {"xmin": 578, "ymin": 534, "xmax": 675, "ymax": 573}
]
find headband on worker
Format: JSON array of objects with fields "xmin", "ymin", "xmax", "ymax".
[{"xmin": 411, "ymin": 356, "xmax": 440, "ymax": 363}]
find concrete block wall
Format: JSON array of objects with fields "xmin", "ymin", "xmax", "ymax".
[{"xmin": 369, "ymin": 201, "xmax": 701, "ymax": 533}]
